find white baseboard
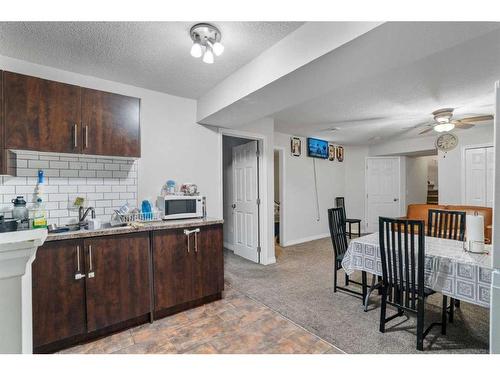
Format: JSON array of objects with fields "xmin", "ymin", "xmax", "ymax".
[
  {"xmin": 282, "ymin": 232, "xmax": 330, "ymax": 247},
  {"xmin": 223, "ymin": 241, "xmax": 235, "ymax": 251}
]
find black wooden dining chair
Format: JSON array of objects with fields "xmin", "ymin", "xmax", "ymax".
[
  {"xmin": 427, "ymin": 209, "xmax": 466, "ymax": 322},
  {"xmin": 335, "ymin": 197, "xmax": 361, "ymax": 239},
  {"xmin": 379, "ymin": 217, "xmax": 448, "ymax": 351},
  {"xmin": 328, "ymin": 207, "xmax": 367, "ymax": 303}
]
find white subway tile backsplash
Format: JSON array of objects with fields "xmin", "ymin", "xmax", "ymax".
[
  {"xmin": 70, "ymin": 162, "xmax": 87, "ymax": 170},
  {"xmin": 97, "ymin": 171, "xmax": 113, "ymax": 178},
  {"xmin": 50, "ymin": 161, "xmax": 69, "ymax": 169},
  {"xmin": 60, "ymin": 169, "xmax": 79, "ymax": 177},
  {"xmin": 78, "ymin": 185, "xmax": 95, "ymax": 193},
  {"xmin": 111, "ymin": 185, "xmax": 127, "ymax": 193},
  {"xmin": 96, "ymin": 185, "xmax": 112, "ymax": 193},
  {"xmin": 28, "ymin": 160, "xmax": 50, "ymax": 169},
  {"xmin": 112, "ymin": 171, "xmax": 128, "ymax": 178},
  {"xmin": 79, "ymin": 170, "xmax": 96, "ymax": 178},
  {"xmin": 0, "ymin": 151, "xmax": 138, "ymax": 225}
]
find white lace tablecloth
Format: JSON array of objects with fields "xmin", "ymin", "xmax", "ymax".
[{"xmin": 341, "ymin": 232, "xmax": 493, "ymax": 308}]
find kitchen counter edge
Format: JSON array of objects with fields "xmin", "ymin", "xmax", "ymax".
[{"xmin": 46, "ymin": 217, "xmax": 224, "ymax": 242}]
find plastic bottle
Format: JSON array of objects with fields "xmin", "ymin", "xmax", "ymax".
[{"xmin": 32, "ymin": 197, "xmax": 47, "ymax": 229}]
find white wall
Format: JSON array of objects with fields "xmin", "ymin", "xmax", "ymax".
[
  {"xmin": 274, "ymin": 132, "xmax": 346, "ymax": 246},
  {"xmin": 344, "ymin": 145, "xmax": 369, "ymax": 229},
  {"xmin": 0, "ymin": 55, "xmax": 222, "ymax": 219},
  {"xmin": 406, "ymin": 156, "xmax": 430, "ymax": 205},
  {"xmin": 438, "ymin": 126, "xmax": 494, "ymax": 204}
]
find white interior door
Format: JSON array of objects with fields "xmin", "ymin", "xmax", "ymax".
[
  {"xmin": 465, "ymin": 147, "xmax": 487, "ymax": 206},
  {"xmin": 365, "ymin": 157, "xmax": 402, "ymax": 233},
  {"xmin": 232, "ymin": 141, "xmax": 259, "ymax": 263},
  {"xmin": 464, "ymin": 146, "xmax": 494, "ymax": 207}
]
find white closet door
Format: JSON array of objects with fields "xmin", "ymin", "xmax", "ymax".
[
  {"xmin": 486, "ymin": 146, "xmax": 495, "ymax": 207},
  {"xmin": 465, "ymin": 148, "xmax": 487, "ymax": 206}
]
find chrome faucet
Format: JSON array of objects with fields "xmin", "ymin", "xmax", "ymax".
[{"xmin": 79, "ymin": 206, "xmax": 96, "ymax": 225}]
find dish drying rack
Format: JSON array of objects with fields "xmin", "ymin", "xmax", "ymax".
[{"xmin": 112, "ymin": 209, "xmax": 162, "ymax": 224}]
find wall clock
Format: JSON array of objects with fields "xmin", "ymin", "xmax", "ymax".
[{"xmin": 435, "ymin": 132, "xmax": 458, "ymax": 152}]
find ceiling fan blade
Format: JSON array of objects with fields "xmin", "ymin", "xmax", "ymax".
[
  {"xmin": 419, "ymin": 127, "xmax": 434, "ymax": 135},
  {"xmin": 454, "ymin": 122, "xmax": 475, "ymax": 129},
  {"xmin": 458, "ymin": 115, "xmax": 493, "ymax": 123}
]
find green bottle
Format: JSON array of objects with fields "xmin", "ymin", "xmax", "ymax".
[{"xmin": 32, "ymin": 197, "xmax": 47, "ymax": 229}]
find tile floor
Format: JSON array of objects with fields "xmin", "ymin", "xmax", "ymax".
[{"xmin": 59, "ymin": 285, "xmax": 341, "ymax": 354}]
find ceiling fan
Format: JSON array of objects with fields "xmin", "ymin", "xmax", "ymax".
[{"xmin": 418, "ymin": 108, "xmax": 493, "ymax": 135}]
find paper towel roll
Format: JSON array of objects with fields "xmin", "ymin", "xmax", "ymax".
[{"xmin": 466, "ymin": 214, "xmax": 484, "ymax": 243}]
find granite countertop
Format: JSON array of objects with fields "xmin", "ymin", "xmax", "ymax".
[{"xmin": 46, "ymin": 217, "xmax": 223, "ymax": 242}]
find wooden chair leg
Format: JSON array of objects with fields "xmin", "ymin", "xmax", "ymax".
[
  {"xmin": 441, "ymin": 295, "xmax": 448, "ymax": 335},
  {"xmin": 379, "ymin": 286, "xmax": 387, "ymax": 333},
  {"xmin": 348, "ymin": 222, "xmax": 352, "ymax": 239},
  {"xmin": 416, "ymin": 297, "xmax": 425, "ymax": 351},
  {"xmin": 358, "ymin": 222, "xmax": 361, "ymax": 237},
  {"xmin": 455, "ymin": 299, "xmax": 461, "ymax": 308},
  {"xmin": 345, "ymin": 273, "xmax": 349, "ymax": 286}
]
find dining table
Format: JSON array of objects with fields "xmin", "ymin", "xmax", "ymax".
[{"xmin": 341, "ymin": 232, "xmax": 493, "ymax": 308}]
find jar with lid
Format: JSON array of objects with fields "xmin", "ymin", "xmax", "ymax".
[{"xmin": 11, "ymin": 196, "xmax": 29, "ymax": 229}]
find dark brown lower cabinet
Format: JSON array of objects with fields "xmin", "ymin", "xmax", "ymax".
[
  {"xmin": 153, "ymin": 224, "xmax": 224, "ymax": 314},
  {"xmin": 32, "ymin": 239, "xmax": 87, "ymax": 349},
  {"xmin": 32, "ymin": 232, "xmax": 151, "ymax": 352},
  {"xmin": 32, "ymin": 224, "xmax": 223, "ymax": 352},
  {"xmin": 84, "ymin": 233, "xmax": 151, "ymax": 332}
]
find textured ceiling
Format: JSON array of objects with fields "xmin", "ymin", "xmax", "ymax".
[
  {"xmin": 271, "ymin": 22, "xmax": 500, "ymax": 144},
  {"xmin": 0, "ymin": 22, "xmax": 303, "ymax": 98}
]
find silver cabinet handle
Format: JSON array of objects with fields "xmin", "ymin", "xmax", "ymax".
[
  {"xmin": 74, "ymin": 245, "xmax": 85, "ymax": 280},
  {"xmin": 73, "ymin": 124, "xmax": 78, "ymax": 148},
  {"xmin": 184, "ymin": 228, "xmax": 201, "ymax": 253},
  {"xmin": 87, "ymin": 244, "xmax": 95, "ymax": 278},
  {"xmin": 84, "ymin": 125, "xmax": 89, "ymax": 149}
]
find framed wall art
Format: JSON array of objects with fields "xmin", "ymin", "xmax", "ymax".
[
  {"xmin": 336, "ymin": 146, "xmax": 344, "ymax": 162},
  {"xmin": 291, "ymin": 137, "xmax": 301, "ymax": 157},
  {"xmin": 328, "ymin": 144, "xmax": 335, "ymax": 161}
]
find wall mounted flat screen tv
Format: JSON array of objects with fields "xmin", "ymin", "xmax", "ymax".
[{"xmin": 307, "ymin": 138, "xmax": 329, "ymax": 159}]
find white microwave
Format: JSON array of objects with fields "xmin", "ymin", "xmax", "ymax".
[{"xmin": 157, "ymin": 195, "xmax": 205, "ymax": 220}]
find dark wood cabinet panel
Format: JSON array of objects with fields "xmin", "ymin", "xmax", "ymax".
[
  {"xmin": 3, "ymin": 71, "xmax": 81, "ymax": 153},
  {"xmin": 153, "ymin": 229, "xmax": 193, "ymax": 311},
  {"xmin": 32, "ymin": 239, "xmax": 86, "ymax": 348},
  {"xmin": 84, "ymin": 233, "xmax": 150, "ymax": 332},
  {"xmin": 81, "ymin": 88, "xmax": 140, "ymax": 157},
  {"xmin": 192, "ymin": 225, "xmax": 224, "ymax": 300}
]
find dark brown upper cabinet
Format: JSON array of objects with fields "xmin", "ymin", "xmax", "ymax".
[
  {"xmin": 2, "ymin": 71, "xmax": 141, "ymax": 158},
  {"xmin": 81, "ymin": 88, "xmax": 141, "ymax": 157},
  {"xmin": 3, "ymin": 71, "xmax": 82, "ymax": 153}
]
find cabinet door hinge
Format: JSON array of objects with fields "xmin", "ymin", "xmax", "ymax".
[
  {"xmin": 256, "ymin": 198, "xmax": 261, "ymax": 205},
  {"xmin": 257, "ymin": 246, "xmax": 261, "ymax": 254}
]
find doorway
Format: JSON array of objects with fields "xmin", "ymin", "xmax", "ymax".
[
  {"xmin": 222, "ymin": 135, "xmax": 261, "ymax": 263},
  {"xmin": 406, "ymin": 154, "xmax": 439, "ymax": 205},
  {"xmin": 273, "ymin": 147, "xmax": 284, "ymax": 257}
]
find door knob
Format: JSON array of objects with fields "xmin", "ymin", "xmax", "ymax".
[
  {"xmin": 393, "ymin": 198, "xmax": 399, "ymax": 202},
  {"xmin": 231, "ymin": 204, "xmax": 236, "ymax": 209}
]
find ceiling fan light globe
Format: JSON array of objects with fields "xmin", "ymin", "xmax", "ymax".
[
  {"xmin": 212, "ymin": 42, "xmax": 224, "ymax": 56},
  {"xmin": 190, "ymin": 42, "xmax": 202, "ymax": 58},
  {"xmin": 434, "ymin": 123, "xmax": 455, "ymax": 132}
]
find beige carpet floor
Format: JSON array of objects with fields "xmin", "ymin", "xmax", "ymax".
[{"xmin": 224, "ymin": 237, "xmax": 490, "ymax": 354}]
